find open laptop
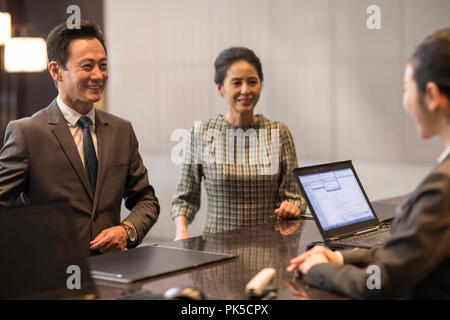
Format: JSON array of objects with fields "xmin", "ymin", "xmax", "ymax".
[
  {"xmin": 292, "ymin": 160, "xmax": 392, "ymax": 249},
  {"xmin": 0, "ymin": 201, "xmax": 97, "ymax": 299}
]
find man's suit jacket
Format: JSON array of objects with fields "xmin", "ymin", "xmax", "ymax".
[
  {"xmin": 0, "ymin": 99, "xmax": 160, "ymax": 256},
  {"xmin": 304, "ymin": 156, "xmax": 450, "ymax": 299}
]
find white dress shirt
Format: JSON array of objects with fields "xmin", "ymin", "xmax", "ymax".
[
  {"xmin": 438, "ymin": 145, "xmax": 450, "ymax": 164},
  {"xmin": 56, "ymin": 95, "xmax": 98, "ymax": 168}
]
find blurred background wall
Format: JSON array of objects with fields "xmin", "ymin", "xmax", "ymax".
[
  {"xmin": 105, "ymin": 0, "xmax": 450, "ymax": 242},
  {"xmin": 2, "ymin": 0, "xmax": 449, "ymax": 243}
]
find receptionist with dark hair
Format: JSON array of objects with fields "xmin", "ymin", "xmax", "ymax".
[{"xmin": 287, "ymin": 28, "xmax": 450, "ymax": 299}]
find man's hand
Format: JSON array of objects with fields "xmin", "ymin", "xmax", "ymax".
[
  {"xmin": 286, "ymin": 245, "xmax": 343, "ymax": 275},
  {"xmin": 275, "ymin": 201, "xmax": 301, "ymax": 219},
  {"xmin": 90, "ymin": 226, "xmax": 127, "ymax": 254}
]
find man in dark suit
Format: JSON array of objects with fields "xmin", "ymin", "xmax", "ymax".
[
  {"xmin": 0, "ymin": 21, "xmax": 160, "ymax": 256},
  {"xmin": 287, "ymin": 28, "xmax": 450, "ymax": 299}
]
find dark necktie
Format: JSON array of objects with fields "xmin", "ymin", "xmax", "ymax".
[{"xmin": 77, "ymin": 116, "xmax": 98, "ymax": 194}]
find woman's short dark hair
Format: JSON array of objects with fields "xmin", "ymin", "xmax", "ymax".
[
  {"xmin": 46, "ymin": 21, "xmax": 107, "ymax": 69},
  {"xmin": 214, "ymin": 47, "xmax": 263, "ymax": 85},
  {"xmin": 410, "ymin": 28, "xmax": 450, "ymax": 98}
]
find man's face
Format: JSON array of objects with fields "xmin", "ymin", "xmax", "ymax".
[{"xmin": 58, "ymin": 38, "xmax": 108, "ymax": 112}]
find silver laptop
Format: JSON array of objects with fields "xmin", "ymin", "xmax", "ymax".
[
  {"xmin": 292, "ymin": 160, "xmax": 392, "ymax": 249},
  {"xmin": 88, "ymin": 245, "xmax": 236, "ymax": 284}
]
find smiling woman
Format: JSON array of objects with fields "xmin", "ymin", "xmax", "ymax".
[
  {"xmin": 217, "ymin": 60, "xmax": 261, "ymax": 126},
  {"xmin": 214, "ymin": 47, "xmax": 264, "ymax": 127},
  {"xmin": 171, "ymin": 47, "xmax": 307, "ymax": 239}
]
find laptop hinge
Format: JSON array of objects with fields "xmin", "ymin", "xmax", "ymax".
[
  {"xmin": 354, "ymin": 226, "xmax": 380, "ymax": 235},
  {"xmin": 328, "ymin": 226, "xmax": 380, "ymax": 241}
]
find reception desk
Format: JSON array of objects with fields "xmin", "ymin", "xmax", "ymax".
[{"xmin": 94, "ymin": 197, "xmax": 402, "ymax": 300}]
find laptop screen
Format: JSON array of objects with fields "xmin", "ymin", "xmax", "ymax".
[{"xmin": 298, "ymin": 167, "xmax": 376, "ymax": 231}]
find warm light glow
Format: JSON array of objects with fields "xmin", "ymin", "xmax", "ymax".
[
  {"xmin": 0, "ymin": 12, "xmax": 11, "ymax": 44},
  {"xmin": 4, "ymin": 37, "xmax": 47, "ymax": 72}
]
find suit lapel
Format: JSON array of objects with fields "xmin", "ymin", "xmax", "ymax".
[
  {"xmin": 93, "ymin": 110, "xmax": 111, "ymax": 213},
  {"xmin": 47, "ymin": 100, "xmax": 94, "ymax": 202}
]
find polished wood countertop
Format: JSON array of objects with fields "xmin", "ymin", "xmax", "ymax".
[
  {"xmin": 95, "ymin": 197, "xmax": 402, "ymax": 300},
  {"xmin": 95, "ymin": 218, "xmax": 344, "ymax": 300}
]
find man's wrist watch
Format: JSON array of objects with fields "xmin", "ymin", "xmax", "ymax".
[{"xmin": 120, "ymin": 222, "xmax": 137, "ymax": 246}]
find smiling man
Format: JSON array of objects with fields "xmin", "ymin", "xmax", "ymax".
[{"xmin": 0, "ymin": 21, "xmax": 160, "ymax": 256}]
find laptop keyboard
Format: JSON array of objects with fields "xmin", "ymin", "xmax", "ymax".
[{"xmin": 333, "ymin": 226, "xmax": 391, "ymax": 247}]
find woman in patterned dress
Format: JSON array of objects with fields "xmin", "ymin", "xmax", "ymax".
[{"xmin": 171, "ymin": 47, "xmax": 306, "ymax": 240}]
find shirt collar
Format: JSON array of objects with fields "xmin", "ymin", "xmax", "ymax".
[
  {"xmin": 438, "ymin": 145, "xmax": 450, "ymax": 164},
  {"xmin": 56, "ymin": 95, "xmax": 96, "ymax": 128}
]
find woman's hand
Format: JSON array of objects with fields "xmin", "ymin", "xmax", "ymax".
[
  {"xmin": 275, "ymin": 201, "xmax": 301, "ymax": 219},
  {"xmin": 175, "ymin": 230, "xmax": 190, "ymax": 241},
  {"xmin": 174, "ymin": 216, "xmax": 190, "ymax": 240},
  {"xmin": 275, "ymin": 219, "xmax": 302, "ymax": 235},
  {"xmin": 286, "ymin": 245, "xmax": 344, "ymax": 275}
]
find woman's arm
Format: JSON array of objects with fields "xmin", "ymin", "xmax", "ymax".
[
  {"xmin": 274, "ymin": 125, "xmax": 306, "ymax": 218},
  {"xmin": 171, "ymin": 127, "xmax": 203, "ymax": 239}
]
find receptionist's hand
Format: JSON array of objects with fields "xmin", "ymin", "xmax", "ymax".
[
  {"xmin": 286, "ymin": 245, "xmax": 343, "ymax": 275},
  {"xmin": 287, "ymin": 280, "xmax": 310, "ymax": 300},
  {"xmin": 275, "ymin": 201, "xmax": 301, "ymax": 219}
]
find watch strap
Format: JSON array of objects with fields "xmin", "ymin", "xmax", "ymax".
[{"xmin": 120, "ymin": 222, "xmax": 137, "ymax": 246}]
